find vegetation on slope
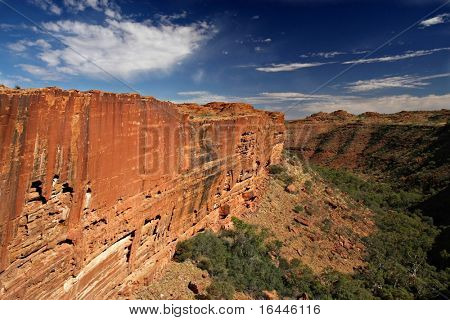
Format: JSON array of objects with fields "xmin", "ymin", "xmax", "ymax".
[
  {"xmin": 174, "ymin": 218, "xmax": 372, "ymax": 299},
  {"xmin": 174, "ymin": 161, "xmax": 448, "ymax": 300},
  {"xmin": 315, "ymin": 166, "xmax": 449, "ymax": 299}
]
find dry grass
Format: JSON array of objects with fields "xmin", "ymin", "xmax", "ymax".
[{"xmin": 243, "ymin": 159, "xmax": 374, "ymax": 274}]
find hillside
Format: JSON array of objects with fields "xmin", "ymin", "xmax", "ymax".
[
  {"xmin": 286, "ymin": 110, "xmax": 450, "ymax": 192},
  {"xmin": 286, "ymin": 110, "xmax": 450, "ymax": 298},
  {"xmin": 143, "ymin": 150, "xmax": 447, "ymax": 300},
  {"xmin": 151, "ymin": 110, "xmax": 450, "ymax": 300}
]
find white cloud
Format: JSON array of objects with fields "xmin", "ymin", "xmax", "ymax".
[
  {"xmin": 0, "ymin": 23, "xmax": 34, "ymax": 31},
  {"xmin": 63, "ymin": 0, "xmax": 112, "ymax": 12},
  {"xmin": 0, "ymin": 72, "xmax": 32, "ymax": 88},
  {"xmin": 7, "ymin": 39, "xmax": 51, "ymax": 52},
  {"xmin": 301, "ymin": 51, "xmax": 345, "ymax": 59},
  {"xmin": 316, "ymin": 51, "xmax": 344, "ymax": 58},
  {"xmin": 17, "ymin": 14, "xmax": 214, "ymax": 80},
  {"xmin": 300, "ymin": 50, "xmax": 367, "ymax": 59},
  {"xmin": 176, "ymin": 91, "xmax": 228, "ymax": 104},
  {"xmin": 346, "ymin": 73, "xmax": 450, "ymax": 92},
  {"xmin": 257, "ymin": 92, "xmax": 327, "ymax": 101},
  {"xmin": 155, "ymin": 11, "xmax": 188, "ymax": 23},
  {"xmin": 255, "ymin": 47, "xmax": 450, "ymax": 73},
  {"xmin": 251, "ymin": 15, "xmax": 260, "ymax": 20},
  {"xmin": 343, "ymin": 47, "xmax": 450, "ymax": 65},
  {"xmin": 29, "ymin": 0, "xmax": 62, "ymax": 15},
  {"xmin": 0, "ymin": 79, "xmax": 14, "ymax": 88},
  {"xmin": 17, "ymin": 64, "xmax": 64, "ymax": 81},
  {"xmin": 173, "ymin": 90, "xmax": 450, "ymax": 119},
  {"xmin": 173, "ymin": 91, "xmax": 334, "ymax": 105},
  {"xmin": 10, "ymin": 75, "xmax": 32, "ymax": 83},
  {"xmin": 256, "ymin": 62, "xmax": 329, "ymax": 72},
  {"xmin": 300, "ymin": 94, "xmax": 450, "ymax": 115},
  {"xmin": 62, "ymin": 0, "xmax": 122, "ymax": 18},
  {"xmin": 252, "ymin": 38, "xmax": 272, "ymax": 43},
  {"xmin": 0, "ymin": 72, "xmax": 15, "ymax": 88},
  {"xmin": 419, "ymin": 13, "xmax": 449, "ymax": 28}
]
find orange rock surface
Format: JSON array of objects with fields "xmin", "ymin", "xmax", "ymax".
[
  {"xmin": 285, "ymin": 110, "xmax": 450, "ymax": 189},
  {"xmin": 0, "ymin": 86, "xmax": 285, "ymax": 299}
]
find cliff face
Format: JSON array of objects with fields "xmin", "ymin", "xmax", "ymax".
[
  {"xmin": 286, "ymin": 110, "xmax": 450, "ymax": 191},
  {"xmin": 0, "ymin": 87, "xmax": 285, "ymax": 299}
]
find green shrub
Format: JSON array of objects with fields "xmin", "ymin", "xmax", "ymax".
[
  {"xmin": 322, "ymin": 270, "xmax": 374, "ymax": 300},
  {"xmin": 267, "ymin": 164, "xmax": 295, "ymax": 185},
  {"xmin": 293, "ymin": 205, "xmax": 304, "ymax": 213},
  {"xmin": 314, "ymin": 165, "xmax": 447, "ymax": 299},
  {"xmin": 174, "ymin": 219, "xmax": 332, "ymax": 299},
  {"xmin": 268, "ymin": 165, "xmax": 285, "ymax": 175},
  {"xmin": 321, "ymin": 218, "xmax": 332, "ymax": 233},
  {"xmin": 279, "ymin": 172, "xmax": 295, "ymax": 185},
  {"xmin": 313, "ymin": 166, "xmax": 423, "ymax": 213},
  {"xmin": 304, "ymin": 180, "xmax": 313, "ymax": 193},
  {"xmin": 206, "ymin": 280, "xmax": 235, "ymax": 300}
]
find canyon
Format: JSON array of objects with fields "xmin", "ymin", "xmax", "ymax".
[
  {"xmin": 286, "ymin": 110, "xmax": 450, "ymax": 191},
  {"xmin": 286, "ymin": 110, "xmax": 450, "ymax": 275},
  {"xmin": 1, "ymin": 85, "xmax": 448, "ymax": 300},
  {"xmin": 0, "ymin": 86, "xmax": 284, "ymax": 299}
]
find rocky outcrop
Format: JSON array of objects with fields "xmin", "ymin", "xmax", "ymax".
[
  {"xmin": 0, "ymin": 87, "xmax": 285, "ymax": 299},
  {"xmin": 286, "ymin": 110, "xmax": 450, "ymax": 190}
]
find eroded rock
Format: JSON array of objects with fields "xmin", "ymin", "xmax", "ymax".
[{"xmin": 0, "ymin": 87, "xmax": 285, "ymax": 299}]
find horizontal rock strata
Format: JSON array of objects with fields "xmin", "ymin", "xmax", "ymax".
[
  {"xmin": 0, "ymin": 87, "xmax": 285, "ymax": 299},
  {"xmin": 286, "ymin": 110, "xmax": 450, "ymax": 189}
]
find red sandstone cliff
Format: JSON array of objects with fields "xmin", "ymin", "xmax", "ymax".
[
  {"xmin": 286, "ymin": 110, "xmax": 450, "ymax": 190},
  {"xmin": 0, "ymin": 86, "xmax": 285, "ymax": 299}
]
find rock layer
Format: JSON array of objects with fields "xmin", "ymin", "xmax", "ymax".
[
  {"xmin": 286, "ymin": 110, "xmax": 450, "ymax": 190},
  {"xmin": 0, "ymin": 87, "xmax": 285, "ymax": 299}
]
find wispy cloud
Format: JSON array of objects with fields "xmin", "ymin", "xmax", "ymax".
[
  {"xmin": 256, "ymin": 62, "xmax": 330, "ymax": 72},
  {"xmin": 255, "ymin": 47, "xmax": 450, "ymax": 73},
  {"xmin": 62, "ymin": 0, "xmax": 122, "ymax": 18},
  {"xmin": 345, "ymin": 73, "xmax": 450, "ymax": 92},
  {"xmin": 173, "ymin": 90, "xmax": 450, "ymax": 119},
  {"xmin": 300, "ymin": 50, "xmax": 370, "ymax": 59},
  {"xmin": 299, "ymin": 94, "xmax": 450, "ymax": 116},
  {"xmin": 192, "ymin": 69, "xmax": 205, "ymax": 83},
  {"xmin": 0, "ymin": 72, "xmax": 15, "ymax": 88},
  {"xmin": 419, "ymin": 13, "xmax": 450, "ymax": 28},
  {"xmin": 343, "ymin": 48, "xmax": 450, "ymax": 65},
  {"xmin": 17, "ymin": 64, "xmax": 64, "ymax": 81},
  {"xmin": 154, "ymin": 11, "xmax": 188, "ymax": 23},
  {"xmin": 256, "ymin": 92, "xmax": 330, "ymax": 101},
  {"xmin": 7, "ymin": 39, "xmax": 51, "ymax": 52},
  {"xmin": 174, "ymin": 90, "xmax": 335, "ymax": 105},
  {"xmin": 29, "ymin": 0, "xmax": 62, "ymax": 15},
  {"xmin": 300, "ymin": 51, "xmax": 345, "ymax": 59},
  {"xmin": 176, "ymin": 91, "xmax": 229, "ymax": 104}
]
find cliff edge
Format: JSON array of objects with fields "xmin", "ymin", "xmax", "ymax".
[{"xmin": 0, "ymin": 87, "xmax": 285, "ymax": 299}]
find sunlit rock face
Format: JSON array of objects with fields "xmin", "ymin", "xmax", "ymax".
[
  {"xmin": 285, "ymin": 110, "xmax": 450, "ymax": 190},
  {"xmin": 0, "ymin": 87, "xmax": 285, "ymax": 299}
]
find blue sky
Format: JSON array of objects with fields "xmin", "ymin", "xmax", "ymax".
[{"xmin": 0, "ymin": 0, "xmax": 449, "ymax": 118}]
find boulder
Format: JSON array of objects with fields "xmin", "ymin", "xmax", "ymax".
[
  {"xmin": 262, "ymin": 290, "xmax": 279, "ymax": 300},
  {"xmin": 294, "ymin": 217, "xmax": 310, "ymax": 227},
  {"xmin": 285, "ymin": 184, "xmax": 297, "ymax": 193}
]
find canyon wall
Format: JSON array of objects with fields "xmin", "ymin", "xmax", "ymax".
[
  {"xmin": 0, "ymin": 86, "xmax": 285, "ymax": 299},
  {"xmin": 286, "ymin": 110, "xmax": 450, "ymax": 190}
]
